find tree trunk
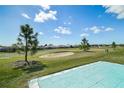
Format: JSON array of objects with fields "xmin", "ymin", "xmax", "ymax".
[{"xmin": 25, "ymin": 37, "xmax": 29, "ymax": 65}]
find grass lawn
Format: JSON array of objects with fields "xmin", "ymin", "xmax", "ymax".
[{"xmin": 0, "ymin": 47, "xmax": 124, "ymax": 88}]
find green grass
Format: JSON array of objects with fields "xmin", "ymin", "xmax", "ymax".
[{"xmin": 0, "ymin": 47, "xmax": 124, "ymax": 87}]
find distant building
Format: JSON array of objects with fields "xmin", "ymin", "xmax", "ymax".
[
  {"xmin": 0, "ymin": 46, "xmax": 15, "ymax": 52},
  {"xmin": 0, "ymin": 47, "xmax": 7, "ymax": 51}
]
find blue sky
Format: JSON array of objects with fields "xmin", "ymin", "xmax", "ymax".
[{"xmin": 0, "ymin": 5, "xmax": 124, "ymax": 46}]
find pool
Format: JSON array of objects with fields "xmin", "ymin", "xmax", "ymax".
[{"xmin": 29, "ymin": 61, "xmax": 124, "ymax": 88}]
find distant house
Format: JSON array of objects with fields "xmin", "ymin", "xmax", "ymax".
[
  {"xmin": 38, "ymin": 44, "xmax": 79, "ymax": 49},
  {"xmin": 0, "ymin": 46, "xmax": 15, "ymax": 52},
  {"xmin": 0, "ymin": 47, "xmax": 7, "ymax": 52}
]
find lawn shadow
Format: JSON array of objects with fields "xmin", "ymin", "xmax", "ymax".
[
  {"xmin": 12, "ymin": 60, "xmax": 47, "ymax": 73},
  {"xmin": 22, "ymin": 63, "xmax": 47, "ymax": 73}
]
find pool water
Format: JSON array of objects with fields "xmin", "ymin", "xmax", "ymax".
[{"xmin": 29, "ymin": 61, "xmax": 124, "ymax": 88}]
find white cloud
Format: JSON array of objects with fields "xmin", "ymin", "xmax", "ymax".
[
  {"xmin": 54, "ymin": 26, "xmax": 71, "ymax": 35},
  {"xmin": 64, "ymin": 22, "xmax": 66, "ymax": 25},
  {"xmin": 53, "ymin": 35, "xmax": 60, "ymax": 38},
  {"xmin": 105, "ymin": 27, "xmax": 114, "ymax": 31},
  {"xmin": 63, "ymin": 16, "xmax": 72, "ymax": 25},
  {"xmin": 90, "ymin": 26, "xmax": 101, "ymax": 34},
  {"xmin": 40, "ymin": 5, "xmax": 50, "ymax": 10},
  {"xmin": 80, "ymin": 33, "xmax": 89, "ymax": 37},
  {"xmin": 84, "ymin": 27, "xmax": 89, "ymax": 31},
  {"xmin": 21, "ymin": 13, "xmax": 31, "ymax": 19},
  {"xmin": 39, "ymin": 32, "xmax": 44, "ymax": 35},
  {"xmin": 85, "ymin": 26, "xmax": 114, "ymax": 34},
  {"xmin": 101, "ymin": 26, "xmax": 105, "ymax": 29},
  {"xmin": 104, "ymin": 5, "xmax": 124, "ymax": 19},
  {"xmin": 68, "ymin": 22, "xmax": 71, "ymax": 25},
  {"xmin": 34, "ymin": 10, "xmax": 57, "ymax": 23},
  {"xmin": 64, "ymin": 22, "xmax": 71, "ymax": 25}
]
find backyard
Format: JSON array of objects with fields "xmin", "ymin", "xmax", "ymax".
[{"xmin": 0, "ymin": 47, "xmax": 124, "ymax": 87}]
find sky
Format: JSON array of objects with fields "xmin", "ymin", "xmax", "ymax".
[{"xmin": 0, "ymin": 5, "xmax": 124, "ymax": 46}]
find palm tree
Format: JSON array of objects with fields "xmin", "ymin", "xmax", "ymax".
[{"xmin": 17, "ymin": 24, "xmax": 39, "ymax": 65}]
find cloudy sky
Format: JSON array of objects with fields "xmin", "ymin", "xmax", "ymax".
[{"xmin": 0, "ymin": 5, "xmax": 124, "ymax": 46}]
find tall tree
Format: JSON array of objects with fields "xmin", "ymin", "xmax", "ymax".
[
  {"xmin": 17, "ymin": 24, "xmax": 38, "ymax": 65},
  {"xmin": 80, "ymin": 38, "xmax": 90, "ymax": 51},
  {"xmin": 112, "ymin": 41, "xmax": 116, "ymax": 50}
]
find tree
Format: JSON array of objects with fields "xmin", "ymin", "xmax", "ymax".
[
  {"xmin": 11, "ymin": 44, "xmax": 18, "ymax": 49},
  {"xmin": 112, "ymin": 41, "xmax": 116, "ymax": 50},
  {"xmin": 80, "ymin": 38, "xmax": 90, "ymax": 51},
  {"xmin": 44, "ymin": 44, "xmax": 47, "ymax": 47},
  {"xmin": 16, "ymin": 24, "xmax": 39, "ymax": 65},
  {"xmin": 10, "ymin": 44, "xmax": 17, "ymax": 52}
]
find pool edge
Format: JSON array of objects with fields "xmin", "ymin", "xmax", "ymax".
[{"xmin": 28, "ymin": 61, "xmax": 106, "ymax": 88}]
